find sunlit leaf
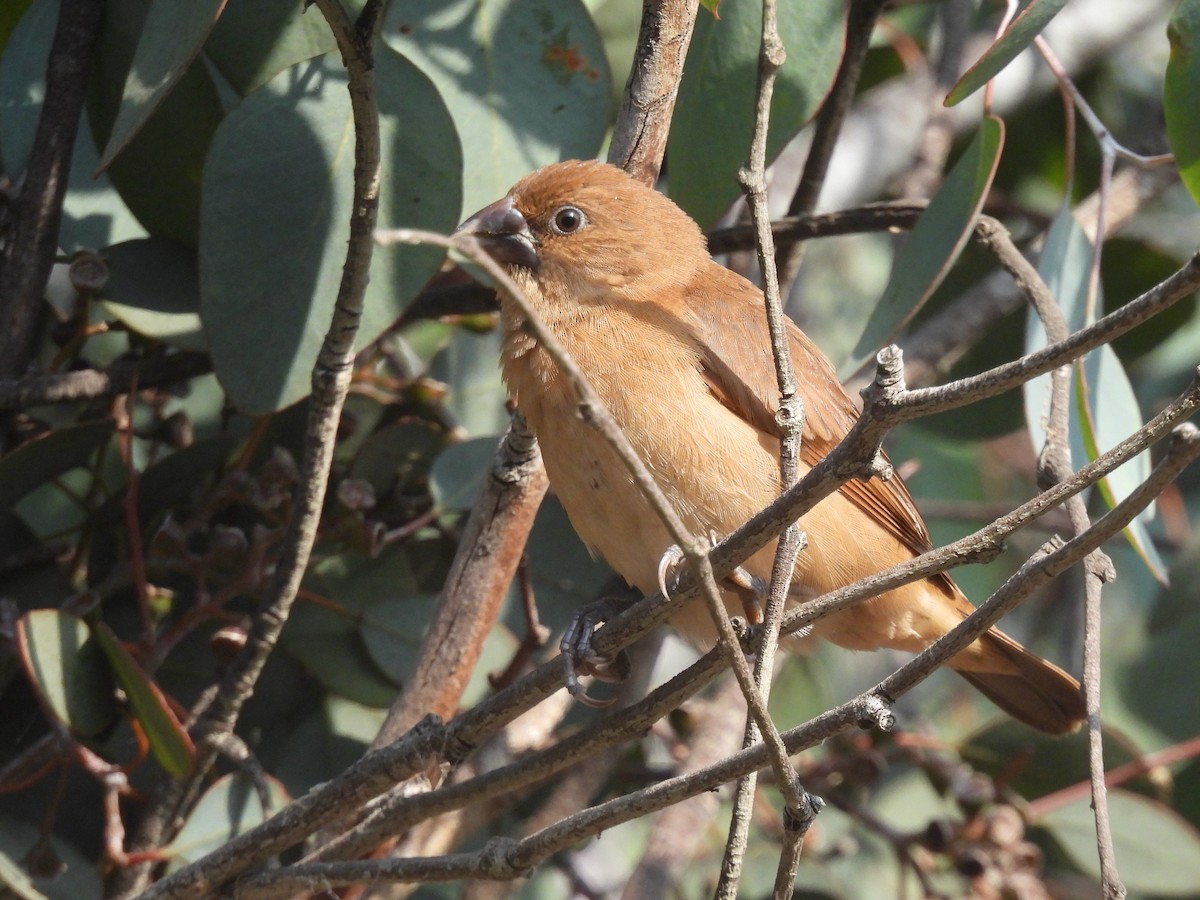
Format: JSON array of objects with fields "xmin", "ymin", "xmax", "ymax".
[
  {"xmin": 16, "ymin": 610, "xmax": 117, "ymax": 737},
  {"xmin": 945, "ymin": 0, "xmax": 1069, "ymax": 107},
  {"xmin": 1040, "ymin": 789, "xmax": 1200, "ymax": 894},
  {"xmin": 200, "ymin": 47, "xmax": 461, "ymax": 413},
  {"xmin": 89, "ymin": 0, "xmax": 225, "ymax": 245},
  {"xmin": 1024, "ymin": 209, "xmax": 1163, "ymax": 582},
  {"xmin": 668, "ymin": 0, "xmax": 846, "ymax": 227},
  {"xmin": 383, "ymin": 0, "xmax": 611, "ymax": 217},
  {"xmin": 844, "ymin": 116, "xmax": 1004, "ymax": 376},
  {"xmin": 96, "ymin": 0, "xmax": 227, "ymax": 171},
  {"xmin": 92, "ymin": 623, "xmax": 195, "ymax": 777},
  {"xmin": 163, "ymin": 773, "xmax": 290, "ymax": 871},
  {"xmin": 1165, "ymin": 0, "xmax": 1200, "ymax": 206}
]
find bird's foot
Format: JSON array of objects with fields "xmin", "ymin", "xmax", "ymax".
[
  {"xmin": 560, "ymin": 597, "xmax": 633, "ymax": 708},
  {"xmin": 658, "ymin": 533, "xmax": 767, "ymax": 625},
  {"xmin": 724, "ymin": 566, "xmax": 766, "ymax": 626}
]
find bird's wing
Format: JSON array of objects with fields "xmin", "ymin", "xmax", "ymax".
[{"xmin": 685, "ymin": 263, "xmax": 934, "ymax": 557}]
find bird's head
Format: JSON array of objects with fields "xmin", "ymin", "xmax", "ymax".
[{"xmin": 454, "ymin": 160, "xmax": 709, "ymax": 314}]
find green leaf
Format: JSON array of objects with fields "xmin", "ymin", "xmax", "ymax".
[
  {"xmin": 200, "ymin": 47, "xmax": 461, "ymax": 413},
  {"xmin": 16, "ymin": 610, "xmax": 117, "ymax": 737},
  {"xmin": 384, "ymin": 0, "xmax": 611, "ymax": 218},
  {"xmin": 89, "ymin": 0, "xmax": 225, "ymax": 245},
  {"xmin": 203, "ymin": 0, "xmax": 336, "ymax": 96},
  {"xmin": 1023, "ymin": 209, "xmax": 1164, "ymax": 582},
  {"xmin": 843, "ymin": 116, "xmax": 1004, "ymax": 376},
  {"xmin": 348, "ymin": 422, "xmax": 446, "ymax": 498},
  {"xmin": 92, "ymin": 622, "xmax": 195, "ymax": 778},
  {"xmin": 0, "ymin": 420, "xmax": 114, "ymax": 512},
  {"xmin": 100, "ymin": 238, "xmax": 205, "ymax": 350},
  {"xmin": 429, "ymin": 437, "xmax": 496, "ymax": 512},
  {"xmin": 360, "ymin": 593, "xmax": 518, "ymax": 707},
  {"xmin": 163, "ymin": 773, "xmax": 290, "ymax": 870},
  {"xmin": 0, "ymin": 0, "xmax": 146, "ymax": 251},
  {"xmin": 96, "ymin": 0, "xmax": 227, "ymax": 171},
  {"xmin": 521, "ymin": 496, "xmax": 617, "ymax": 634},
  {"xmin": 428, "ymin": 327, "xmax": 510, "ymax": 437},
  {"xmin": 283, "ymin": 549, "xmax": 419, "ymax": 706},
  {"xmin": 668, "ymin": 0, "xmax": 846, "ymax": 227},
  {"xmin": 945, "ymin": 0, "xmax": 1069, "ymax": 106},
  {"xmin": 1040, "ymin": 788, "xmax": 1200, "ymax": 895},
  {"xmin": 1166, "ymin": 0, "xmax": 1200, "ymax": 207}
]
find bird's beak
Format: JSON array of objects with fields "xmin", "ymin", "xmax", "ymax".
[{"xmin": 453, "ymin": 196, "xmax": 540, "ymax": 271}]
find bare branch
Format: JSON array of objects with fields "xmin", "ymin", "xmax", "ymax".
[{"xmin": 606, "ymin": 0, "xmax": 699, "ymax": 185}]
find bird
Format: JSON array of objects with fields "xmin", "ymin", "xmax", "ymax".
[{"xmin": 453, "ymin": 159, "xmax": 1086, "ymax": 735}]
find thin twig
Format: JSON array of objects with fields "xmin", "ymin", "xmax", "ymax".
[
  {"xmin": 234, "ymin": 423, "xmax": 1199, "ymax": 898},
  {"xmin": 113, "ymin": 2, "xmax": 385, "ymax": 894},
  {"xmin": 722, "ymin": 0, "xmax": 815, "ymax": 895},
  {"xmin": 0, "ymin": 351, "xmax": 212, "ymax": 410},
  {"xmin": 144, "ymin": 242, "xmax": 1200, "ymax": 897}
]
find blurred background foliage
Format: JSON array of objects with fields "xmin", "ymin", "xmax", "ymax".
[{"xmin": 1, "ymin": 0, "xmax": 1200, "ymax": 897}]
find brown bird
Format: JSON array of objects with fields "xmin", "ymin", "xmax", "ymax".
[{"xmin": 455, "ymin": 159, "xmax": 1085, "ymax": 735}]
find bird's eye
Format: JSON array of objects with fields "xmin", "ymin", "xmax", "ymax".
[{"xmin": 550, "ymin": 205, "xmax": 587, "ymax": 235}]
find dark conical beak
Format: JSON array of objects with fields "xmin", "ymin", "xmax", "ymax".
[{"xmin": 453, "ymin": 196, "xmax": 540, "ymax": 271}]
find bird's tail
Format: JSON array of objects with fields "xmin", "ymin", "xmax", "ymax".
[{"xmin": 950, "ymin": 628, "xmax": 1086, "ymax": 735}]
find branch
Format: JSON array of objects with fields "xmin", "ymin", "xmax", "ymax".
[
  {"xmin": 722, "ymin": 0, "xmax": 815, "ymax": 893},
  {"xmin": 0, "ymin": 0, "xmax": 104, "ymax": 387},
  {"xmin": 234, "ymin": 421, "xmax": 1200, "ymax": 898},
  {"xmin": 782, "ymin": 369, "xmax": 1200, "ymax": 638},
  {"xmin": 0, "ymin": 352, "xmax": 211, "ymax": 410},
  {"xmin": 606, "ymin": 0, "xmax": 699, "ymax": 185},
  {"xmin": 114, "ymin": 2, "xmax": 385, "ymax": 893}
]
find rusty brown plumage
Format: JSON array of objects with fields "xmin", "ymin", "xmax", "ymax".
[{"xmin": 456, "ymin": 159, "xmax": 1085, "ymax": 735}]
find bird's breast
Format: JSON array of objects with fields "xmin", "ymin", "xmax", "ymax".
[{"xmin": 499, "ymin": 303, "xmax": 782, "ymax": 597}]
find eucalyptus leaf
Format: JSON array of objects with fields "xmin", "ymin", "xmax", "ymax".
[
  {"xmin": 1024, "ymin": 209, "xmax": 1163, "ymax": 581},
  {"xmin": 945, "ymin": 0, "xmax": 1069, "ymax": 107},
  {"xmin": 100, "ymin": 238, "xmax": 205, "ymax": 350},
  {"xmin": 0, "ymin": 0, "xmax": 145, "ymax": 250},
  {"xmin": 283, "ymin": 549, "xmax": 418, "ymax": 707},
  {"xmin": 16, "ymin": 610, "xmax": 117, "ymax": 737},
  {"xmin": 96, "ymin": 0, "xmax": 227, "ymax": 171},
  {"xmin": 428, "ymin": 327, "xmax": 510, "ymax": 437},
  {"xmin": 164, "ymin": 773, "xmax": 290, "ymax": 871},
  {"xmin": 843, "ymin": 116, "xmax": 1004, "ymax": 377},
  {"xmin": 384, "ymin": 0, "xmax": 611, "ymax": 217},
  {"xmin": 668, "ymin": 0, "xmax": 846, "ymax": 227},
  {"xmin": 89, "ymin": 0, "xmax": 225, "ymax": 245},
  {"xmin": 200, "ymin": 46, "xmax": 461, "ymax": 413},
  {"xmin": 1165, "ymin": 0, "xmax": 1200, "ymax": 207},
  {"xmin": 1040, "ymin": 789, "xmax": 1200, "ymax": 895},
  {"xmin": 93, "ymin": 622, "xmax": 195, "ymax": 777},
  {"xmin": 0, "ymin": 421, "xmax": 114, "ymax": 512},
  {"xmin": 429, "ymin": 436, "xmax": 496, "ymax": 512},
  {"xmin": 204, "ymin": 0, "xmax": 337, "ymax": 96}
]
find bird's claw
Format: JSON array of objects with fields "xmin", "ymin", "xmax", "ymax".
[
  {"xmin": 658, "ymin": 533, "xmax": 767, "ymax": 625},
  {"xmin": 657, "ymin": 544, "xmax": 688, "ymax": 599},
  {"xmin": 560, "ymin": 597, "xmax": 632, "ymax": 708}
]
